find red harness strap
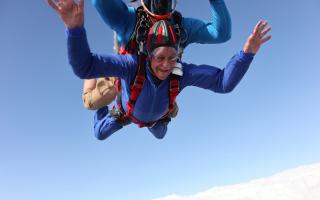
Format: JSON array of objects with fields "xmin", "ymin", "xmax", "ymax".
[
  {"xmin": 115, "ymin": 55, "xmax": 180, "ymax": 128},
  {"xmin": 169, "ymin": 74, "xmax": 180, "ymax": 113},
  {"xmin": 115, "ymin": 54, "xmax": 151, "ymax": 128},
  {"xmin": 126, "ymin": 54, "xmax": 147, "ymax": 117}
]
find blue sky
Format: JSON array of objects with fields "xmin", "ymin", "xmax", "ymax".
[{"xmin": 0, "ymin": 0, "xmax": 320, "ymax": 200}]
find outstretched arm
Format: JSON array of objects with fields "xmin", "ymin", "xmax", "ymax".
[
  {"xmin": 66, "ymin": 27, "xmax": 136, "ymax": 79},
  {"xmin": 182, "ymin": 0, "xmax": 231, "ymax": 46},
  {"xmin": 219, "ymin": 20, "xmax": 271, "ymax": 91},
  {"xmin": 182, "ymin": 20, "xmax": 272, "ymax": 92},
  {"xmin": 48, "ymin": 0, "xmax": 135, "ymax": 79}
]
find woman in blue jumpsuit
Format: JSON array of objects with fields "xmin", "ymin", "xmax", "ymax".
[
  {"xmin": 48, "ymin": 0, "xmax": 271, "ymax": 140},
  {"xmin": 82, "ymin": 0, "xmax": 232, "ymax": 115}
]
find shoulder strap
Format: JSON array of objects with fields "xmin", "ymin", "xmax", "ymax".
[
  {"xmin": 168, "ymin": 74, "xmax": 180, "ymax": 113},
  {"xmin": 115, "ymin": 53, "xmax": 150, "ymax": 128}
]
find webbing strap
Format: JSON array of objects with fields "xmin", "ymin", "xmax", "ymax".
[{"xmin": 169, "ymin": 74, "xmax": 180, "ymax": 112}]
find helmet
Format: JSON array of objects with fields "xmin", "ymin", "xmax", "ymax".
[
  {"xmin": 141, "ymin": 0, "xmax": 178, "ymax": 19},
  {"xmin": 146, "ymin": 20, "xmax": 180, "ymax": 53}
]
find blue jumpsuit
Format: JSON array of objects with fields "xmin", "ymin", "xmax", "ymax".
[
  {"xmin": 92, "ymin": 0, "xmax": 232, "ymax": 47},
  {"xmin": 67, "ymin": 27, "xmax": 255, "ymax": 140}
]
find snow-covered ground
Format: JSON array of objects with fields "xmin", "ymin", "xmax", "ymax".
[{"xmin": 154, "ymin": 163, "xmax": 320, "ymax": 200}]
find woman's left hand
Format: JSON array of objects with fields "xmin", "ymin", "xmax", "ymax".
[{"xmin": 243, "ymin": 20, "xmax": 272, "ymax": 54}]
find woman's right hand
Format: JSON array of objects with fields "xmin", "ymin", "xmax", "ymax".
[{"xmin": 47, "ymin": 0, "xmax": 84, "ymax": 29}]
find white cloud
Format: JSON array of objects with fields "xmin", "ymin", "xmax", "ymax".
[{"xmin": 153, "ymin": 163, "xmax": 320, "ymax": 200}]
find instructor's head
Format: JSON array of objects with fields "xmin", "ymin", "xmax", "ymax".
[
  {"xmin": 131, "ymin": 0, "xmax": 177, "ymax": 19},
  {"xmin": 146, "ymin": 20, "xmax": 180, "ymax": 80}
]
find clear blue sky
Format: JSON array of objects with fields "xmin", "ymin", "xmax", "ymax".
[{"xmin": 1, "ymin": 1, "xmax": 320, "ymax": 200}]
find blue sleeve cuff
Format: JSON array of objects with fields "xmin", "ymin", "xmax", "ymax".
[
  {"xmin": 66, "ymin": 26, "xmax": 85, "ymax": 37},
  {"xmin": 239, "ymin": 50, "xmax": 255, "ymax": 62}
]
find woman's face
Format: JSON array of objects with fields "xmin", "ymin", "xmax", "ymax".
[{"xmin": 150, "ymin": 46, "xmax": 178, "ymax": 80}]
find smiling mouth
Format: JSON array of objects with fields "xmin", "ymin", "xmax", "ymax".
[{"xmin": 158, "ymin": 69, "xmax": 170, "ymax": 73}]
